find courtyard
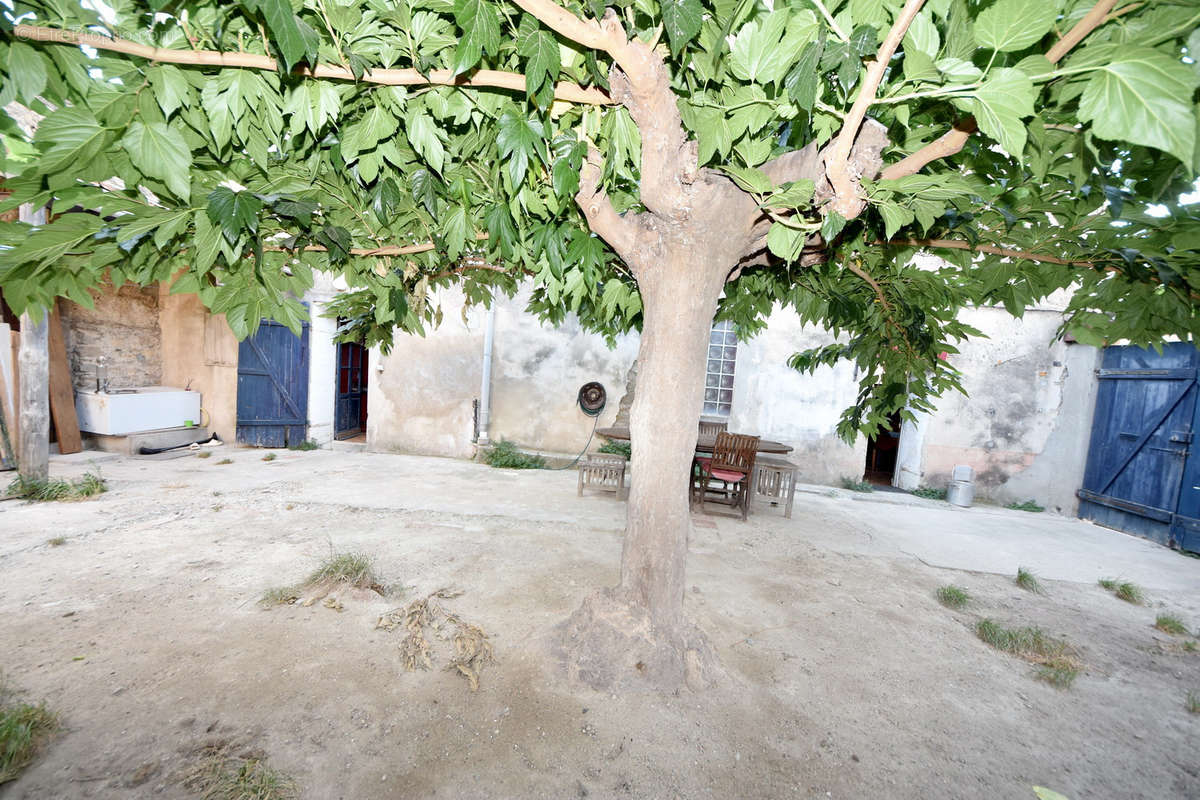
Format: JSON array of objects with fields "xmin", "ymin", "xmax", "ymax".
[{"xmin": 1, "ymin": 449, "xmax": 1197, "ymax": 799}]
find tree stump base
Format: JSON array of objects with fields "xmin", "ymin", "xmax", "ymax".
[{"xmin": 552, "ymin": 588, "xmax": 723, "ymax": 692}]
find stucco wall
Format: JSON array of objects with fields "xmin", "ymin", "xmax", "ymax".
[
  {"xmin": 305, "ymin": 273, "xmax": 343, "ymax": 447},
  {"xmin": 728, "ymin": 305, "xmax": 865, "ymax": 485},
  {"xmin": 369, "ymin": 287, "xmax": 636, "ymax": 458},
  {"xmin": 916, "ymin": 305, "xmax": 1098, "ymax": 512},
  {"xmin": 60, "ymin": 283, "xmax": 161, "ymax": 392},
  {"xmin": 158, "ymin": 287, "xmax": 239, "ymax": 444}
]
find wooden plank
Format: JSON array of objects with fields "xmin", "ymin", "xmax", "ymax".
[
  {"xmin": 0, "ymin": 329, "xmax": 14, "ymax": 469},
  {"xmin": 47, "ymin": 302, "xmax": 82, "ymax": 454},
  {"xmin": 8, "ymin": 329, "xmax": 18, "ymax": 456}
]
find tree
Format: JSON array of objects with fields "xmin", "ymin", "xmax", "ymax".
[{"xmin": 1, "ymin": 0, "xmax": 1197, "ymax": 689}]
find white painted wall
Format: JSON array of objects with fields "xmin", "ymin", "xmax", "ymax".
[{"xmin": 304, "ymin": 273, "xmax": 343, "ymax": 448}]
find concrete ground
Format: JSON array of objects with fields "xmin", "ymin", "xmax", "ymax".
[{"xmin": 1, "ymin": 448, "xmax": 1197, "ymax": 799}]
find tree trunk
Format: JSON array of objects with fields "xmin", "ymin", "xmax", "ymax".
[{"xmin": 556, "ymin": 245, "xmax": 730, "ymax": 691}]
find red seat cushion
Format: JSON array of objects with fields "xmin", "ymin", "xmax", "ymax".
[
  {"xmin": 695, "ymin": 456, "xmax": 712, "ymax": 468},
  {"xmin": 709, "ymin": 468, "xmax": 744, "ymax": 482}
]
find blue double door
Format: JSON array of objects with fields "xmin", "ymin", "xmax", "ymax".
[
  {"xmin": 236, "ymin": 318, "xmax": 310, "ymax": 447},
  {"xmin": 1078, "ymin": 342, "xmax": 1200, "ymax": 553}
]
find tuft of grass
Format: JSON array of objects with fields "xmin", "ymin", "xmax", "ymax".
[
  {"xmin": 912, "ymin": 486, "xmax": 947, "ymax": 501},
  {"xmin": 1098, "ymin": 577, "xmax": 1144, "ymax": 604},
  {"xmin": 216, "ymin": 458, "xmax": 233, "ymax": 465},
  {"xmin": 975, "ymin": 619, "xmax": 1081, "ymax": 688},
  {"xmin": 197, "ymin": 451, "xmax": 212, "ymax": 459},
  {"xmin": 1187, "ymin": 690, "xmax": 1200, "ymax": 714},
  {"xmin": 1006, "ymin": 499, "xmax": 1045, "ymax": 513},
  {"xmin": 839, "ymin": 477, "xmax": 874, "ymax": 493},
  {"xmin": 1155, "ymin": 614, "xmax": 1189, "ymax": 636},
  {"xmin": 1015, "ymin": 567, "xmax": 1043, "ymax": 594},
  {"xmin": 936, "ymin": 585, "xmax": 970, "ymax": 609},
  {"xmin": 1184, "ymin": 640, "xmax": 1197, "ymax": 653},
  {"xmin": 46, "ymin": 537, "xmax": 66, "ymax": 547},
  {"xmin": 260, "ymin": 586, "xmax": 300, "ymax": 607},
  {"xmin": 261, "ymin": 452, "xmax": 277, "ymax": 462},
  {"xmin": 288, "ymin": 440, "xmax": 319, "ymax": 451},
  {"xmin": 0, "ymin": 681, "xmax": 58, "ymax": 785},
  {"xmin": 483, "ymin": 439, "xmax": 546, "ymax": 469},
  {"xmin": 6, "ymin": 472, "xmax": 106, "ymax": 503},
  {"xmin": 597, "ymin": 440, "xmax": 631, "ymax": 460},
  {"xmin": 306, "ymin": 552, "xmax": 378, "ymax": 589},
  {"xmin": 178, "ymin": 743, "xmax": 296, "ymax": 800}
]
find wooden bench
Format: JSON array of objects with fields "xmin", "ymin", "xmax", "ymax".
[
  {"xmin": 578, "ymin": 453, "xmax": 627, "ymax": 500},
  {"xmin": 753, "ymin": 455, "xmax": 798, "ymax": 518}
]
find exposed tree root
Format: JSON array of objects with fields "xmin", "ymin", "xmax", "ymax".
[{"xmin": 552, "ymin": 588, "xmax": 723, "ymax": 692}]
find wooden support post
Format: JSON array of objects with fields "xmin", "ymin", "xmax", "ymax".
[
  {"xmin": 18, "ymin": 310, "xmax": 49, "ymax": 482},
  {"xmin": 9, "ymin": 330, "xmax": 19, "ymax": 456},
  {"xmin": 17, "ymin": 204, "xmax": 49, "ymax": 481},
  {"xmin": 47, "ymin": 301, "xmax": 82, "ymax": 454}
]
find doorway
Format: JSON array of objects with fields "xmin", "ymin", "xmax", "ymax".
[
  {"xmin": 864, "ymin": 411, "xmax": 903, "ymax": 486},
  {"xmin": 334, "ymin": 339, "xmax": 367, "ymax": 441}
]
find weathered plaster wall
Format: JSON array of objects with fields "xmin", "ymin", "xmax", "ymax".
[
  {"xmin": 158, "ymin": 287, "xmax": 239, "ymax": 444},
  {"xmin": 728, "ymin": 305, "xmax": 865, "ymax": 485},
  {"xmin": 369, "ymin": 287, "xmax": 636, "ymax": 458},
  {"xmin": 916, "ymin": 304, "xmax": 1098, "ymax": 513},
  {"xmin": 59, "ymin": 283, "xmax": 161, "ymax": 392}
]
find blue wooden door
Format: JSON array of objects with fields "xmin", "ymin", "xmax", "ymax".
[
  {"xmin": 1078, "ymin": 343, "xmax": 1200, "ymax": 553},
  {"xmin": 237, "ymin": 318, "xmax": 310, "ymax": 447}
]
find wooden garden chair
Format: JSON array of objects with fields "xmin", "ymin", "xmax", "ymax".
[
  {"xmin": 693, "ymin": 432, "xmax": 759, "ymax": 520},
  {"xmin": 578, "ymin": 453, "xmax": 627, "ymax": 500}
]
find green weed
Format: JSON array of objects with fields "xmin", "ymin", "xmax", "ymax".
[
  {"xmin": 178, "ymin": 742, "xmax": 296, "ymax": 800},
  {"xmin": 913, "ymin": 486, "xmax": 947, "ymax": 500},
  {"xmin": 1155, "ymin": 614, "xmax": 1189, "ymax": 636},
  {"xmin": 261, "ymin": 452, "xmax": 277, "ymax": 462},
  {"xmin": 216, "ymin": 458, "xmax": 233, "ymax": 465},
  {"xmin": 1187, "ymin": 690, "xmax": 1200, "ymax": 714},
  {"xmin": 484, "ymin": 439, "xmax": 546, "ymax": 469},
  {"xmin": 839, "ymin": 477, "xmax": 874, "ymax": 493},
  {"xmin": 288, "ymin": 440, "xmax": 319, "ymax": 451},
  {"xmin": 936, "ymin": 585, "xmax": 970, "ymax": 609},
  {"xmin": 1015, "ymin": 567, "xmax": 1043, "ymax": 594},
  {"xmin": 46, "ymin": 537, "xmax": 66, "ymax": 547},
  {"xmin": 0, "ymin": 680, "xmax": 58, "ymax": 784},
  {"xmin": 597, "ymin": 440, "xmax": 632, "ymax": 460},
  {"xmin": 1098, "ymin": 577, "xmax": 1144, "ymax": 604},
  {"xmin": 260, "ymin": 586, "xmax": 300, "ymax": 607},
  {"xmin": 6, "ymin": 472, "xmax": 106, "ymax": 502},
  {"xmin": 197, "ymin": 451, "xmax": 212, "ymax": 459},
  {"xmin": 1006, "ymin": 500, "xmax": 1045, "ymax": 513},
  {"xmin": 975, "ymin": 619, "xmax": 1081, "ymax": 689}
]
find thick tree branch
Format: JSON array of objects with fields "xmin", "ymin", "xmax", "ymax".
[
  {"xmin": 575, "ymin": 148, "xmax": 640, "ymax": 262},
  {"xmin": 878, "ymin": 0, "xmax": 1120, "ymax": 180},
  {"xmin": 847, "ymin": 261, "xmax": 893, "ymax": 311},
  {"xmin": 824, "ymin": 0, "xmax": 925, "ymax": 217},
  {"xmin": 508, "ymin": 2, "xmax": 697, "ymax": 219},
  {"xmin": 13, "ymin": 24, "xmax": 612, "ymax": 105},
  {"xmin": 1045, "ymin": 0, "xmax": 1122, "ymax": 63}
]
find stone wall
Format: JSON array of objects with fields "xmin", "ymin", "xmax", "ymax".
[{"xmin": 59, "ymin": 283, "xmax": 161, "ymax": 393}]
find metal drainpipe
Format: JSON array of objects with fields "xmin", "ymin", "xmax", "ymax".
[{"xmin": 477, "ymin": 305, "xmax": 496, "ymax": 445}]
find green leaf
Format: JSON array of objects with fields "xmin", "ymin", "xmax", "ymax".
[
  {"xmin": 452, "ymin": 0, "xmax": 501, "ymax": 75},
  {"xmin": 206, "ymin": 186, "xmax": 263, "ymax": 242},
  {"xmin": 1077, "ymin": 48, "xmax": 1199, "ymax": 166},
  {"xmin": 249, "ymin": 0, "xmax": 321, "ymax": 70},
  {"xmin": 730, "ymin": 11, "xmax": 812, "ymax": 85},
  {"xmin": 33, "ymin": 107, "xmax": 110, "ymax": 174},
  {"xmin": 7, "ymin": 43, "xmax": 48, "ymax": 103},
  {"xmin": 497, "ymin": 112, "xmax": 546, "ymax": 186},
  {"xmin": 973, "ymin": 0, "xmax": 1056, "ymax": 52},
  {"xmin": 784, "ymin": 39, "xmax": 824, "ymax": 113},
  {"xmin": 443, "ymin": 204, "xmax": 471, "ymax": 258},
  {"xmin": 661, "ymin": 0, "xmax": 704, "ymax": 55},
  {"xmin": 766, "ymin": 179, "xmax": 815, "ymax": 208},
  {"xmin": 879, "ymin": 201, "xmax": 915, "ymax": 239},
  {"xmin": 407, "ymin": 112, "xmax": 446, "ymax": 174},
  {"xmin": 936, "ymin": 57, "xmax": 982, "ymax": 83},
  {"xmin": 766, "ymin": 222, "xmax": 806, "ymax": 261},
  {"xmin": 121, "ymin": 121, "xmax": 193, "ymax": 201},
  {"xmin": 0, "ymin": 214, "xmax": 106, "ymax": 267},
  {"xmin": 969, "ymin": 68, "xmax": 1035, "ymax": 155},
  {"xmin": 342, "ymin": 105, "xmax": 400, "ymax": 161},
  {"xmin": 147, "ymin": 65, "xmax": 191, "ymax": 118},
  {"xmin": 411, "ymin": 168, "xmax": 440, "ymax": 216},
  {"xmin": 903, "ymin": 9, "xmax": 939, "ymax": 59},
  {"xmin": 723, "ymin": 165, "xmax": 774, "ymax": 194},
  {"xmin": 878, "ymin": 173, "xmax": 975, "ymax": 200},
  {"xmin": 518, "ymin": 26, "xmax": 561, "ymax": 105}
]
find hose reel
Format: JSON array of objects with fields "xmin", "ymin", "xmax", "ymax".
[{"xmin": 577, "ymin": 381, "xmax": 607, "ymax": 417}]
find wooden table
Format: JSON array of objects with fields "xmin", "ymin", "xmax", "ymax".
[{"xmin": 595, "ymin": 426, "xmax": 799, "ymax": 517}]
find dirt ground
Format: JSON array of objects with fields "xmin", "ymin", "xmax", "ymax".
[{"xmin": 1, "ymin": 449, "xmax": 1197, "ymax": 800}]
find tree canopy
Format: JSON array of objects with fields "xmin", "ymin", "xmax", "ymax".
[{"xmin": 1, "ymin": 0, "xmax": 1198, "ymax": 436}]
